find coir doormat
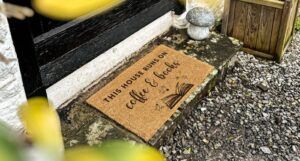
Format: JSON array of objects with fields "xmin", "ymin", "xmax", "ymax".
[{"xmin": 87, "ymin": 45, "xmax": 214, "ymax": 141}]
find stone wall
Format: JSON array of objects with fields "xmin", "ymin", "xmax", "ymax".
[{"xmin": 0, "ymin": 1, "xmax": 27, "ymax": 130}]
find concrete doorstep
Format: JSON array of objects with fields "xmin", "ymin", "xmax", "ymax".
[{"xmin": 59, "ymin": 27, "xmax": 241, "ymax": 148}]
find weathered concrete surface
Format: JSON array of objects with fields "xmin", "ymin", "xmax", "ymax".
[
  {"xmin": 0, "ymin": 8, "xmax": 27, "ymax": 130},
  {"xmin": 59, "ymin": 28, "xmax": 241, "ymax": 148}
]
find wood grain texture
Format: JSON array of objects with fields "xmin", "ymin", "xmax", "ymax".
[
  {"xmin": 255, "ymin": 6, "xmax": 275, "ymax": 53},
  {"xmin": 276, "ymin": 0, "xmax": 292, "ymax": 60},
  {"xmin": 227, "ymin": 0, "xmax": 237, "ymax": 35},
  {"xmin": 292, "ymin": 0, "xmax": 300, "ymax": 34},
  {"xmin": 39, "ymin": 0, "xmax": 181, "ymax": 88},
  {"xmin": 270, "ymin": 9, "xmax": 282, "ymax": 55},
  {"xmin": 284, "ymin": 0, "xmax": 297, "ymax": 44},
  {"xmin": 34, "ymin": 0, "xmax": 182, "ymax": 66},
  {"xmin": 221, "ymin": 0, "xmax": 231, "ymax": 34},
  {"xmin": 5, "ymin": 0, "xmax": 47, "ymax": 98},
  {"xmin": 240, "ymin": 0, "xmax": 284, "ymax": 9},
  {"xmin": 244, "ymin": 3, "xmax": 261, "ymax": 49},
  {"xmin": 232, "ymin": 1, "xmax": 248, "ymax": 41},
  {"xmin": 242, "ymin": 47, "xmax": 274, "ymax": 59}
]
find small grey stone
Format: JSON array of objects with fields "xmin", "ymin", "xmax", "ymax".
[
  {"xmin": 214, "ymin": 143, "xmax": 222, "ymax": 149},
  {"xmin": 257, "ymin": 82, "xmax": 269, "ymax": 92},
  {"xmin": 172, "ymin": 150, "xmax": 177, "ymax": 154},
  {"xmin": 183, "ymin": 148, "xmax": 192, "ymax": 154},
  {"xmin": 200, "ymin": 107, "xmax": 207, "ymax": 112},
  {"xmin": 249, "ymin": 143, "xmax": 255, "ymax": 149},
  {"xmin": 260, "ymin": 146, "xmax": 272, "ymax": 154},
  {"xmin": 262, "ymin": 112, "xmax": 269, "ymax": 118},
  {"xmin": 186, "ymin": 7, "xmax": 215, "ymax": 27},
  {"xmin": 292, "ymin": 145, "xmax": 297, "ymax": 152}
]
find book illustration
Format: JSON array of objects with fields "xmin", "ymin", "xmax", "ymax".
[{"xmin": 162, "ymin": 82, "xmax": 194, "ymax": 109}]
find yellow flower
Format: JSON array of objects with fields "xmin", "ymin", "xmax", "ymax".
[
  {"xmin": 18, "ymin": 97, "xmax": 64, "ymax": 160},
  {"xmin": 32, "ymin": 0, "xmax": 125, "ymax": 20}
]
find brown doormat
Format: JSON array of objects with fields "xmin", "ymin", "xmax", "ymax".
[{"xmin": 87, "ymin": 45, "xmax": 214, "ymax": 141}]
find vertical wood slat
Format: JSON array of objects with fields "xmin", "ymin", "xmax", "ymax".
[
  {"xmin": 244, "ymin": 3, "xmax": 261, "ymax": 49},
  {"xmin": 227, "ymin": 0, "xmax": 237, "ymax": 35},
  {"xmin": 284, "ymin": 0, "xmax": 297, "ymax": 44},
  {"xmin": 270, "ymin": 9, "xmax": 282, "ymax": 54},
  {"xmin": 232, "ymin": 1, "xmax": 248, "ymax": 40},
  {"xmin": 222, "ymin": 0, "xmax": 231, "ymax": 34},
  {"xmin": 276, "ymin": 0, "xmax": 292, "ymax": 60},
  {"xmin": 256, "ymin": 6, "xmax": 275, "ymax": 53},
  {"xmin": 4, "ymin": 0, "xmax": 48, "ymax": 98},
  {"xmin": 292, "ymin": 0, "xmax": 300, "ymax": 34}
]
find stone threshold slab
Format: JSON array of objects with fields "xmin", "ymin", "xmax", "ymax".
[{"xmin": 59, "ymin": 28, "xmax": 241, "ymax": 148}]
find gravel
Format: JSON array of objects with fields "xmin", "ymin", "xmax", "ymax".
[{"xmin": 160, "ymin": 32, "xmax": 300, "ymax": 161}]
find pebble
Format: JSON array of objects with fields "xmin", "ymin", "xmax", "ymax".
[
  {"xmin": 202, "ymin": 138, "xmax": 209, "ymax": 144},
  {"xmin": 183, "ymin": 148, "xmax": 192, "ymax": 155},
  {"xmin": 292, "ymin": 145, "xmax": 297, "ymax": 152},
  {"xmin": 257, "ymin": 82, "xmax": 269, "ymax": 92},
  {"xmin": 260, "ymin": 146, "xmax": 272, "ymax": 154}
]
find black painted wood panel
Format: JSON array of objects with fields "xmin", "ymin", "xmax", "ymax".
[
  {"xmin": 6, "ymin": 11, "xmax": 47, "ymax": 98},
  {"xmin": 39, "ymin": 0, "xmax": 182, "ymax": 87},
  {"xmin": 35, "ymin": 0, "xmax": 182, "ymax": 66}
]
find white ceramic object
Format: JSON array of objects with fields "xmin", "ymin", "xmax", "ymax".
[{"xmin": 187, "ymin": 25, "xmax": 210, "ymax": 40}]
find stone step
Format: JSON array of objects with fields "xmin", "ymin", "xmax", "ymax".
[{"xmin": 59, "ymin": 27, "xmax": 241, "ymax": 148}]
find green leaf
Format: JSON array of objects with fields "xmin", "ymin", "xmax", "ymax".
[{"xmin": 0, "ymin": 122, "xmax": 24, "ymax": 161}]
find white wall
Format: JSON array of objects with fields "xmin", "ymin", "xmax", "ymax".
[{"xmin": 0, "ymin": 5, "xmax": 27, "ymax": 130}]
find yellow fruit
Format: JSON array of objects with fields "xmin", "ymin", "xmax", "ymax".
[
  {"xmin": 32, "ymin": 0, "xmax": 125, "ymax": 20},
  {"xmin": 18, "ymin": 97, "xmax": 64, "ymax": 159}
]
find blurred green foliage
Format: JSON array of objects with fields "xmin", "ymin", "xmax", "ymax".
[
  {"xmin": 0, "ymin": 122, "xmax": 24, "ymax": 161},
  {"xmin": 296, "ymin": 17, "xmax": 300, "ymax": 31}
]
